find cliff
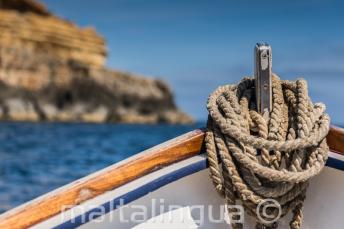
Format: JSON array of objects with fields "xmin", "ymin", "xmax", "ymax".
[{"xmin": 0, "ymin": 0, "xmax": 192, "ymax": 124}]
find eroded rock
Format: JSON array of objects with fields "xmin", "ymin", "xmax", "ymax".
[{"xmin": 0, "ymin": 0, "xmax": 193, "ymax": 124}]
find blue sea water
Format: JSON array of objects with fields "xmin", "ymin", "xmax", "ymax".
[{"xmin": 0, "ymin": 122, "xmax": 203, "ymax": 213}]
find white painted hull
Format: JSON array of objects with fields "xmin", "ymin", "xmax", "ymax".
[{"xmin": 34, "ymin": 152, "xmax": 344, "ymax": 229}]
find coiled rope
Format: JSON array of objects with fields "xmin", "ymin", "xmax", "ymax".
[{"xmin": 205, "ymin": 75, "xmax": 330, "ymax": 229}]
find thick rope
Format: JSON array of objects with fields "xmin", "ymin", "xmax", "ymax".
[{"xmin": 205, "ymin": 75, "xmax": 330, "ymax": 229}]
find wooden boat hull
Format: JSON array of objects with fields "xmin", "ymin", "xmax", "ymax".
[
  {"xmin": 1, "ymin": 127, "xmax": 344, "ymax": 229},
  {"xmin": 32, "ymin": 152, "xmax": 344, "ymax": 229}
]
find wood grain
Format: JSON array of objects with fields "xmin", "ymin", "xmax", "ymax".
[
  {"xmin": 0, "ymin": 126, "xmax": 343, "ymax": 229},
  {"xmin": 0, "ymin": 129, "xmax": 205, "ymax": 229},
  {"xmin": 327, "ymin": 125, "xmax": 344, "ymax": 155}
]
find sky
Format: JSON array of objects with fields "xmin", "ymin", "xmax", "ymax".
[{"xmin": 42, "ymin": 0, "xmax": 344, "ymax": 124}]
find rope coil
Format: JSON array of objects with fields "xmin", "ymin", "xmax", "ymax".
[{"xmin": 205, "ymin": 75, "xmax": 330, "ymax": 229}]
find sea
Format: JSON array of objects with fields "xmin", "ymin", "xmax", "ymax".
[{"xmin": 0, "ymin": 122, "xmax": 203, "ymax": 213}]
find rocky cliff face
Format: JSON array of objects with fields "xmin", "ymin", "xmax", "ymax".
[{"xmin": 0, "ymin": 0, "xmax": 192, "ymax": 123}]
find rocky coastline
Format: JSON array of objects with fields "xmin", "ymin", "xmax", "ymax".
[{"xmin": 0, "ymin": 0, "xmax": 192, "ymax": 124}]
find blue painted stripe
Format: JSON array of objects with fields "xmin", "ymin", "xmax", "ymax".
[
  {"xmin": 54, "ymin": 154, "xmax": 344, "ymax": 229},
  {"xmin": 326, "ymin": 156, "xmax": 344, "ymax": 171},
  {"xmin": 53, "ymin": 158, "xmax": 208, "ymax": 229}
]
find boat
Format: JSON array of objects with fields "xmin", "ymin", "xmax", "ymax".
[
  {"xmin": 0, "ymin": 127, "xmax": 343, "ymax": 229},
  {"xmin": 1, "ymin": 43, "xmax": 344, "ymax": 229}
]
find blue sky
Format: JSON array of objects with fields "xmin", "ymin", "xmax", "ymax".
[{"xmin": 42, "ymin": 0, "xmax": 344, "ymax": 123}]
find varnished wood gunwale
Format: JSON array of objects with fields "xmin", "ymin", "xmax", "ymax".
[
  {"xmin": 0, "ymin": 126, "xmax": 344, "ymax": 229},
  {"xmin": 327, "ymin": 125, "xmax": 344, "ymax": 155},
  {"xmin": 0, "ymin": 129, "xmax": 205, "ymax": 229}
]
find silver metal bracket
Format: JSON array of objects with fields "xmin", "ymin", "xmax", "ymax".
[{"xmin": 254, "ymin": 42, "xmax": 272, "ymax": 115}]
